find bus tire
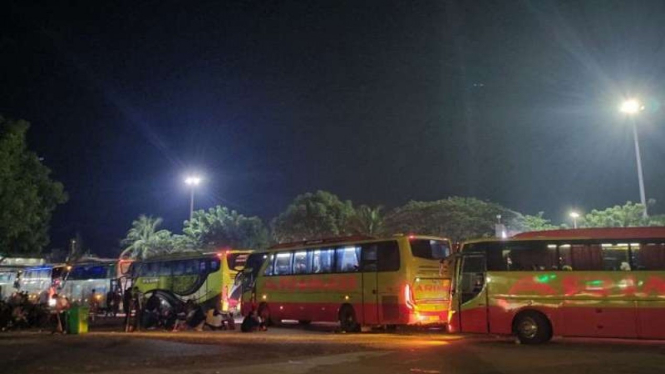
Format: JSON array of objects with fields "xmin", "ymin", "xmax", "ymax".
[
  {"xmin": 513, "ymin": 310, "xmax": 552, "ymax": 344},
  {"xmin": 258, "ymin": 303, "xmax": 274, "ymax": 326},
  {"xmin": 339, "ymin": 305, "xmax": 360, "ymax": 333}
]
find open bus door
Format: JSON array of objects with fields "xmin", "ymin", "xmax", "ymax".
[{"xmin": 452, "ymin": 253, "xmax": 489, "ymax": 333}]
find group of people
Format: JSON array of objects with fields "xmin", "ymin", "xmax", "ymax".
[
  {"xmin": 1, "ymin": 286, "xmax": 268, "ymax": 335},
  {"xmin": 0, "ymin": 292, "xmax": 48, "ymax": 331}
]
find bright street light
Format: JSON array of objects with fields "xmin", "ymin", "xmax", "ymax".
[
  {"xmin": 619, "ymin": 99, "xmax": 643, "ymax": 115},
  {"xmin": 185, "ymin": 176, "xmax": 201, "ymax": 186},
  {"xmin": 619, "ymin": 99, "xmax": 648, "ymax": 218},
  {"xmin": 569, "ymin": 211, "xmax": 580, "ymax": 229},
  {"xmin": 184, "ymin": 175, "xmax": 202, "ymax": 220}
]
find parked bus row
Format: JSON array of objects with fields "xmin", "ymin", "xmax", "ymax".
[{"xmin": 2, "ymin": 226, "xmax": 664, "ymax": 343}]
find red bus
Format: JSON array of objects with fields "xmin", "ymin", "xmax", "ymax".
[{"xmin": 450, "ymin": 227, "xmax": 665, "ymax": 343}]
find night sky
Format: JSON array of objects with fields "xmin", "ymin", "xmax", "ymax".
[{"xmin": 2, "ymin": 1, "xmax": 665, "ymax": 256}]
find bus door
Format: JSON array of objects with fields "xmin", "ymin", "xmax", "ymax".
[
  {"xmin": 361, "ymin": 244, "xmax": 379, "ymax": 325},
  {"xmin": 455, "ymin": 253, "xmax": 489, "ymax": 333}
]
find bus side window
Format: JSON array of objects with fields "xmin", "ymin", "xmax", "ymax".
[
  {"xmin": 600, "ymin": 243, "xmax": 630, "ymax": 271},
  {"xmin": 571, "ymin": 244, "xmax": 603, "ymax": 270},
  {"xmin": 293, "ymin": 251, "xmax": 312, "ymax": 274},
  {"xmin": 263, "ymin": 255, "xmax": 274, "ymax": 276},
  {"xmin": 361, "ymin": 244, "xmax": 378, "ymax": 272},
  {"xmin": 502, "ymin": 241, "xmax": 557, "ymax": 271},
  {"xmin": 335, "ymin": 246, "xmax": 360, "ymax": 273},
  {"xmin": 377, "ymin": 241, "xmax": 400, "ymax": 272},
  {"xmin": 159, "ymin": 262, "xmax": 172, "ymax": 276},
  {"xmin": 173, "ymin": 261, "xmax": 185, "ymax": 276},
  {"xmin": 558, "ymin": 245, "xmax": 573, "ymax": 270},
  {"xmin": 312, "ymin": 249, "xmax": 334, "ymax": 273},
  {"xmin": 632, "ymin": 242, "xmax": 665, "ymax": 270}
]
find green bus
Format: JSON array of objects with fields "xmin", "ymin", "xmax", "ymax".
[{"xmin": 131, "ymin": 250, "xmax": 251, "ymax": 313}]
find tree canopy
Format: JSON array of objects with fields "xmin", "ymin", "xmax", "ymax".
[
  {"xmin": 514, "ymin": 212, "xmax": 560, "ymax": 232},
  {"xmin": 0, "ymin": 116, "xmax": 67, "ymax": 255},
  {"xmin": 183, "ymin": 205, "xmax": 269, "ymax": 250},
  {"xmin": 120, "ymin": 215, "xmax": 173, "ymax": 259},
  {"xmin": 271, "ymin": 191, "xmax": 355, "ymax": 243},
  {"xmin": 384, "ymin": 197, "xmax": 522, "ymax": 242},
  {"xmin": 349, "ymin": 205, "xmax": 386, "ymax": 236},
  {"xmin": 581, "ymin": 202, "xmax": 665, "ymax": 228}
]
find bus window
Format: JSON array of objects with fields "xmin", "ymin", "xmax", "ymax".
[
  {"xmin": 171, "ymin": 261, "xmax": 183, "ymax": 276},
  {"xmin": 264, "ymin": 255, "xmax": 274, "ymax": 276},
  {"xmin": 274, "ymin": 253, "xmax": 293, "ymax": 275},
  {"xmin": 557, "ymin": 244, "xmax": 572, "ymax": 270},
  {"xmin": 335, "ymin": 246, "xmax": 360, "ymax": 273},
  {"xmin": 632, "ymin": 243, "xmax": 665, "ymax": 270},
  {"xmin": 377, "ymin": 241, "xmax": 400, "ymax": 272},
  {"xmin": 312, "ymin": 249, "xmax": 334, "ymax": 273},
  {"xmin": 293, "ymin": 251, "xmax": 312, "ymax": 274},
  {"xmin": 210, "ymin": 258, "xmax": 220, "ymax": 271},
  {"xmin": 410, "ymin": 239, "xmax": 450, "ymax": 260},
  {"xmin": 571, "ymin": 244, "xmax": 603, "ymax": 270},
  {"xmin": 600, "ymin": 243, "xmax": 630, "ymax": 270},
  {"xmin": 228, "ymin": 254, "xmax": 248, "ymax": 271},
  {"xmin": 158, "ymin": 262, "xmax": 172, "ymax": 276},
  {"xmin": 502, "ymin": 241, "xmax": 557, "ymax": 271}
]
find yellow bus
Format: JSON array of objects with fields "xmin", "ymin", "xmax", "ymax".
[
  {"xmin": 241, "ymin": 235, "xmax": 452, "ymax": 331},
  {"xmin": 449, "ymin": 227, "xmax": 665, "ymax": 343},
  {"xmin": 131, "ymin": 249, "xmax": 251, "ymax": 313}
]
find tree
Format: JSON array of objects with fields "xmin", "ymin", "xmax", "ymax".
[
  {"xmin": 349, "ymin": 205, "xmax": 386, "ymax": 236},
  {"xmin": 516, "ymin": 212, "xmax": 560, "ymax": 232},
  {"xmin": 183, "ymin": 206, "xmax": 269, "ymax": 250},
  {"xmin": 0, "ymin": 116, "xmax": 67, "ymax": 256},
  {"xmin": 271, "ymin": 191, "xmax": 355, "ymax": 243},
  {"xmin": 120, "ymin": 215, "xmax": 173, "ymax": 259},
  {"xmin": 581, "ymin": 201, "xmax": 665, "ymax": 227},
  {"xmin": 384, "ymin": 197, "xmax": 522, "ymax": 242}
]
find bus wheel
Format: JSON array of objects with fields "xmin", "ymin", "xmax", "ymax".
[
  {"xmin": 339, "ymin": 305, "xmax": 360, "ymax": 333},
  {"xmin": 513, "ymin": 311, "xmax": 552, "ymax": 344},
  {"xmin": 258, "ymin": 303, "xmax": 273, "ymax": 326},
  {"xmin": 298, "ymin": 320, "xmax": 311, "ymax": 325}
]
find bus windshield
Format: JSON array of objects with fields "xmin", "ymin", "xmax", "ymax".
[
  {"xmin": 410, "ymin": 239, "xmax": 451, "ymax": 260},
  {"xmin": 68, "ymin": 265, "xmax": 110, "ymax": 280}
]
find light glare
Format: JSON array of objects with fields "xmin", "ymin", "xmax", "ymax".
[
  {"xmin": 184, "ymin": 176, "xmax": 201, "ymax": 185},
  {"xmin": 620, "ymin": 99, "xmax": 643, "ymax": 114}
]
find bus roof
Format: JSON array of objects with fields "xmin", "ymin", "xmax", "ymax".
[
  {"xmin": 512, "ymin": 227, "xmax": 665, "ymax": 240},
  {"xmin": 137, "ymin": 249, "xmax": 254, "ymax": 262},
  {"xmin": 268, "ymin": 234, "xmax": 451, "ymax": 251}
]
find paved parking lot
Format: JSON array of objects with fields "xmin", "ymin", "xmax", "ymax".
[{"xmin": 2, "ymin": 322, "xmax": 664, "ymax": 374}]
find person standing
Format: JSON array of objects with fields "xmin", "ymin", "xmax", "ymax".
[
  {"xmin": 89, "ymin": 289, "xmax": 99, "ymax": 323},
  {"xmin": 131, "ymin": 287, "xmax": 143, "ymax": 332},
  {"xmin": 123, "ymin": 287, "xmax": 132, "ymax": 332}
]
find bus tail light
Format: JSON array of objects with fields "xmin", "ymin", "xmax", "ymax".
[{"xmin": 405, "ymin": 284, "xmax": 416, "ymax": 310}]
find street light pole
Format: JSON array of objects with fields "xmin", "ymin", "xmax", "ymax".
[
  {"xmin": 620, "ymin": 99, "xmax": 648, "ymax": 218},
  {"xmin": 189, "ymin": 187, "xmax": 195, "ymax": 220},
  {"xmin": 569, "ymin": 211, "xmax": 580, "ymax": 229},
  {"xmin": 184, "ymin": 175, "xmax": 202, "ymax": 221},
  {"xmin": 631, "ymin": 118, "xmax": 648, "ymax": 218}
]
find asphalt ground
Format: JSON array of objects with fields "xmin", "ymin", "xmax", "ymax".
[{"xmin": 2, "ymin": 319, "xmax": 665, "ymax": 374}]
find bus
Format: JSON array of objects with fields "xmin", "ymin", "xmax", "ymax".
[
  {"xmin": 241, "ymin": 235, "xmax": 452, "ymax": 331},
  {"xmin": 60, "ymin": 261, "xmax": 119, "ymax": 306},
  {"xmin": 19, "ymin": 264, "xmax": 67, "ymax": 302},
  {"xmin": 449, "ymin": 227, "xmax": 665, "ymax": 343},
  {"xmin": 131, "ymin": 250, "xmax": 251, "ymax": 314},
  {"xmin": 0, "ymin": 257, "xmax": 46, "ymax": 300}
]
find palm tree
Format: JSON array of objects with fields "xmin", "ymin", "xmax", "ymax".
[
  {"xmin": 350, "ymin": 205, "xmax": 385, "ymax": 236},
  {"xmin": 119, "ymin": 215, "xmax": 172, "ymax": 260}
]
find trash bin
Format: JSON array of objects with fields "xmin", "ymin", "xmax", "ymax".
[{"xmin": 67, "ymin": 306, "xmax": 89, "ymax": 334}]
